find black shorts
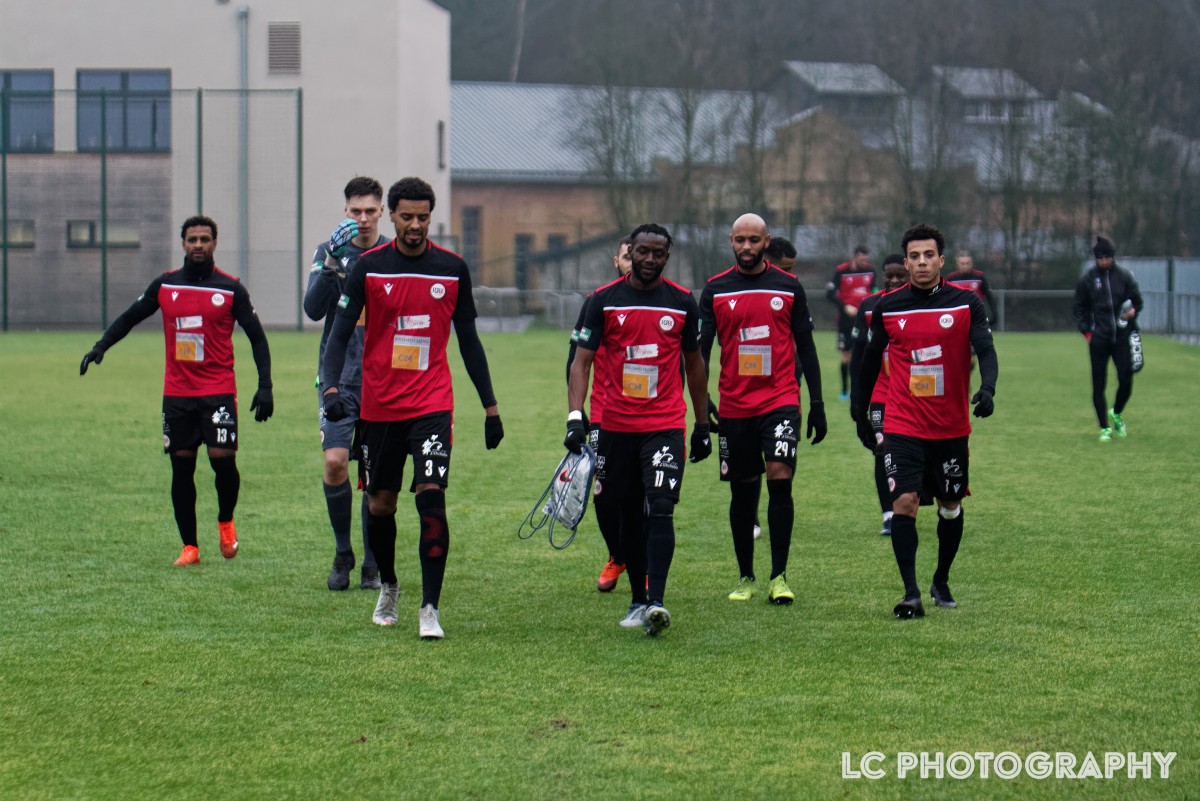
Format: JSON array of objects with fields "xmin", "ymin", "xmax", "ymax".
[
  {"xmin": 881, "ymin": 433, "xmax": 970, "ymax": 504},
  {"xmin": 360, "ymin": 412, "xmax": 453, "ymax": 494},
  {"xmin": 717, "ymin": 405, "xmax": 799, "ymax": 482},
  {"xmin": 596, "ymin": 429, "xmax": 685, "ymax": 502},
  {"xmin": 869, "ymin": 402, "xmax": 885, "ymax": 443},
  {"xmin": 162, "ymin": 394, "xmax": 238, "ymax": 454},
  {"xmin": 836, "ymin": 316, "xmax": 855, "ymax": 351}
]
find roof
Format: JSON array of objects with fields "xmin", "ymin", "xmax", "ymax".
[
  {"xmin": 782, "ymin": 61, "xmax": 905, "ymax": 96},
  {"xmin": 451, "ymin": 81, "xmax": 776, "ymax": 182},
  {"xmin": 931, "ymin": 66, "xmax": 1041, "ymax": 100}
]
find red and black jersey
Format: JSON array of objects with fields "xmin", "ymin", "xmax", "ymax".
[
  {"xmin": 826, "ymin": 261, "xmax": 877, "ymax": 318},
  {"xmin": 946, "ymin": 269, "xmax": 996, "ymax": 321},
  {"xmin": 576, "ymin": 275, "xmax": 700, "ymax": 433},
  {"xmin": 336, "ymin": 241, "xmax": 478, "ymax": 422},
  {"xmin": 699, "ymin": 264, "xmax": 814, "ymax": 418},
  {"xmin": 852, "ymin": 291, "xmax": 892, "ymax": 405},
  {"xmin": 569, "ymin": 293, "xmax": 617, "ymax": 426},
  {"xmin": 866, "ymin": 281, "xmax": 992, "ymax": 439}
]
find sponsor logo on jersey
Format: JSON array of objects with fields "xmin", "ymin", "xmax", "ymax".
[
  {"xmin": 659, "ymin": 315, "xmax": 675, "ymax": 331},
  {"xmin": 727, "ymin": 299, "xmax": 738, "ymax": 309},
  {"xmin": 939, "ymin": 314, "xmax": 954, "ymax": 329},
  {"xmin": 212, "ymin": 293, "xmax": 225, "ymax": 307},
  {"xmin": 421, "ymin": 434, "xmax": 449, "ymax": 457},
  {"xmin": 398, "ymin": 315, "xmax": 430, "ymax": 330},
  {"xmin": 738, "ymin": 325, "xmax": 770, "ymax": 342},
  {"xmin": 617, "ymin": 313, "xmax": 627, "ymax": 325},
  {"xmin": 625, "ymin": 343, "xmax": 660, "ymax": 359},
  {"xmin": 431, "ymin": 283, "xmax": 446, "ymax": 299},
  {"xmin": 171, "ymin": 291, "xmax": 179, "ymax": 301},
  {"xmin": 383, "ymin": 282, "xmax": 394, "ymax": 295},
  {"xmin": 898, "ymin": 318, "xmax": 907, "ymax": 330},
  {"xmin": 770, "ymin": 296, "xmax": 784, "ymax": 310},
  {"xmin": 912, "ymin": 345, "xmax": 943, "ymax": 363}
]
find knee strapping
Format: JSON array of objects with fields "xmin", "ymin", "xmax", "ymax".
[
  {"xmin": 646, "ymin": 494, "xmax": 675, "ymax": 519},
  {"xmin": 415, "ymin": 489, "xmax": 449, "ymax": 558},
  {"xmin": 938, "ymin": 503, "xmax": 962, "ymax": 520}
]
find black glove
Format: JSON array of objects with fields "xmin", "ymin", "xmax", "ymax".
[
  {"xmin": 485, "ymin": 415, "xmax": 504, "ymax": 449},
  {"xmin": 689, "ymin": 422, "xmax": 712, "ymax": 463},
  {"xmin": 850, "ymin": 400, "xmax": 865, "ymax": 424},
  {"xmin": 564, "ymin": 415, "xmax": 587, "ymax": 454},
  {"xmin": 856, "ymin": 417, "xmax": 877, "ymax": 451},
  {"xmin": 80, "ymin": 347, "xmax": 105, "ymax": 375},
  {"xmin": 323, "ymin": 390, "xmax": 349, "ymax": 422},
  {"xmin": 250, "ymin": 387, "xmax": 274, "ymax": 422},
  {"xmin": 971, "ymin": 387, "xmax": 994, "ymax": 418},
  {"xmin": 706, "ymin": 397, "xmax": 721, "ymax": 433},
  {"xmin": 806, "ymin": 401, "xmax": 827, "ymax": 445}
]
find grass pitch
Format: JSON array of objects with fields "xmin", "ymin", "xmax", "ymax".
[{"xmin": 1, "ymin": 329, "xmax": 1197, "ymax": 800}]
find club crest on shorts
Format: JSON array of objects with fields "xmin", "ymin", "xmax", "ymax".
[{"xmin": 430, "ymin": 283, "xmax": 446, "ymax": 299}]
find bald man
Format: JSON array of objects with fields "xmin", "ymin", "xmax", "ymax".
[{"xmin": 698, "ymin": 214, "xmax": 826, "ymax": 605}]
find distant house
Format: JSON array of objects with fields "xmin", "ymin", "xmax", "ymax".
[
  {"xmin": 930, "ymin": 66, "xmax": 1042, "ymax": 125},
  {"xmin": 771, "ymin": 61, "xmax": 905, "ymax": 124}
]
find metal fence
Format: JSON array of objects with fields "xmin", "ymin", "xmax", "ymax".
[{"xmin": 0, "ymin": 88, "xmax": 301, "ymax": 330}]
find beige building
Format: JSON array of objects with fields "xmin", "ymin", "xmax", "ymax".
[{"xmin": 0, "ymin": 0, "xmax": 451, "ymax": 327}]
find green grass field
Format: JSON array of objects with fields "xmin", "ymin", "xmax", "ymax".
[{"xmin": 1, "ymin": 329, "xmax": 1198, "ymax": 801}]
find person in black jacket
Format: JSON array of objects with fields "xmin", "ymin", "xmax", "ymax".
[{"xmin": 1072, "ymin": 236, "xmax": 1143, "ymax": 442}]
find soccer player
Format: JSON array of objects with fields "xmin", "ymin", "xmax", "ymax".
[
  {"xmin": 320, "ymin": 177, "xmax": 504, "ymax": 639},
  {"xmin": 1072, "ymin": 236, "xmax": 1143, "ymax": 442},
  {"xmin": 945, "ymin": 249, "xmax": 997, "ymax": 323},
  {"xmin": 852, "ymin": 224, "xmax": 997, "ymax": 619},
  {"xmin": 565, "ymin": 223, "xmax": 711, "ymax": 636},
  {"xmin": 848, "ymin": 253, "xmax": 908, "ymax": 536},
  {"xmin": 304, "ymin": 176, "xmax": 390, "ymax": 591},
  {"xmin": 699, "ymin": 214, "xmax": 826, "ymax": 605},
  {"xmin": 764, "ymin": 236, "xmax": 797, "ymax": 273},
  {"xmin": 80, "ymin": 216, "xmax": 273, "ymax": 566},
  {"xmin": 566, "ymin": 237, "xmax": 633, "ymax": 592},
  {"xmin": 826, "ymin": 244, "xmax": 876, "ymax": 400}
]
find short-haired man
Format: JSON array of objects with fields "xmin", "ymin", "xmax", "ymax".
[
  {"xmin": 566, "ymin": 237, "xmax": 633, "ymax": 592},
  {"xmin": 304, "ymin": 176, "xmax": 389, "ymax": 591},
  {"xmin": 827, "ymin": 244, "xmax": 876, "ymax": 400},
  {"xmin": 566, "ymin": 224, "xmax": 711, "ymax": 636},
  {"xmin": 699, "ymin": 214, "xmax": 826, "ymax": 605},
  {"xmin": 81, "ymin": 216, "xmax": 273, "ymax": 566},
  {"xmin": 852, "ymin": 224, "xmax": 997, "ymax": 618},
  {"xmin": 945, "ymin": 249, "xmax": 997, "ymax": 324},
  {"xmin": 849, "ymin": 253, "xmax": 908, "ymax": 536},
  {"xmin": 1073, "ymin": 236, "xmax": 1143, "ymax": 442},
  {"xmin": 321, "ymin": 177, "xmax": 504, "ymax": 639},
  {"xmin": 764, "ymin": 236, "xmax": 797, "ymax": 272}
]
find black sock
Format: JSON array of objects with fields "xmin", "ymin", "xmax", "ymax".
[
  {"xmin": 593, "ymin": 491, "xmax": 623, "ymax": 564},
  {"xmin": 366, "ymin": 508, "xmax": 398, "ymax": 585},
  {"xmin": 766, "ymin": 478, "xmax": 793, "ymax": 579},
  {"xmin": 728, "ymin": 480, "xmax": 759, "ymax": 579},
  {"xmin": 841, "ymin": 362, "xmax": 849, "ymax": 394},
  {"xmin": 324, "ymin": 480, "xmax": 353, "ymax": 554},
  {"xmin": 209, "ymin": 456, "xmax": 240, "ymax": 523},
  {"xmin": 360, "ymin": 492, "xmax": 376, "ymax": 569},
  {"xmin": 890, "ymin": 514, "xmax": 920, "ymax": 598},
  {"xmin": 620, "ymin": 497, "xmax": 647, "ymax": 605},
  {"xmin": 874, "ymin": 454, "xmax": 890, "ymax": 513},
  {"xmin": 416, "ymin": 489, "xmax": 449, "ymax": 608},
  {"xmin": 645, "ymin": 497, "xmax": 675, "ymax": 606},
  {"xmin": 933, "ymin": 509, "xmax": 964, "ymax": 585},
  {"xmin": 170, "ymin": 455, "xmax": 198, "ymax": 547}
]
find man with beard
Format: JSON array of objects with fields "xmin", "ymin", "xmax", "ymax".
[
  {"xmin": 321, "ymin": 177, "xmax": 504, "ymax": 639},
  {"xmin": 566, "ymin": 224, "xmax": 711, "ymax": 636},
  {"xmin": 80, "ymin": 216, "xmax": 274, "ymax": 566},
  {"xmin": 852, "ymin": 224, "xmax": 997, "ymax": 619},
  {"xmin": 699, "ymin": 213, "xmax": 826, "ymax": 605}
]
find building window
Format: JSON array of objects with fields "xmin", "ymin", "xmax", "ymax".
[
  {"xmin": 0, "ymin": 220, "xmax": 36, "ymax": 247},
  {"xmin": 547, "ymin": 234, "xmax": 567, "ymax": 252},
  {"xmin": 461, "ymin": 206, "xmax": 481, "ymax": 268},
  {"xmin": 514, "ymin": 233, "xmax": 533, "ymax": 291},
  {"xmin": 67, "ymin": 220, "xmax": 141, "ymax": 248},
  {"xmin": 1, "ymin": 71, "xmax": 53, "ymax": 153},
  {"xmin": 268, "ymin": 22, "xmax": 302, "ymax": 74},
  {"xmin": 77, "ymin": 70, "xmax": 170, "ymax": 152},
  {"xmin": 437, "ymin": 120, "xmax": 447, "ymax": 170}
]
